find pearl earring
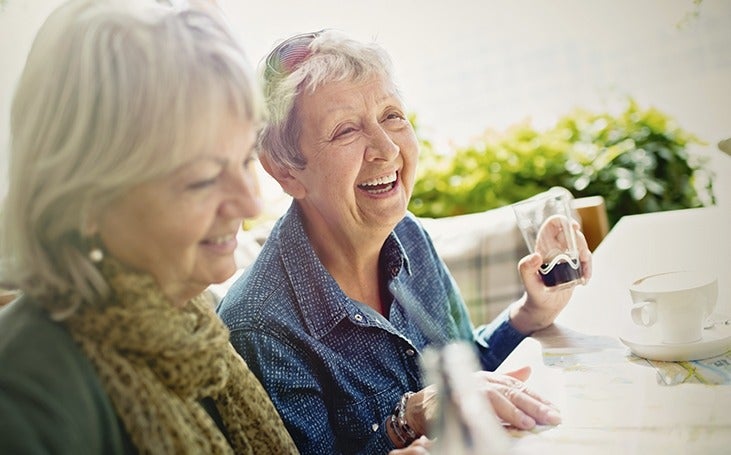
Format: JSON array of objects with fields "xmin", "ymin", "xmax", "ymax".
[{"xmin": 88, "ymin": 247, "xmax": 104, "ymax": 263}]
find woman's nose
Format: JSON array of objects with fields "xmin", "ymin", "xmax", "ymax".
[
  {"xmin": 220, "ymin": 165, "xmax": 262, "ymax": 219},
  {"xmin": 364, "ymin": 126, "xmax": 400, "ymax": 162}
]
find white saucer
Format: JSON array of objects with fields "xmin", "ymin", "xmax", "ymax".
[{"xmin": 619, "ymin": 315, "xmax": 731, "ymax": 362}]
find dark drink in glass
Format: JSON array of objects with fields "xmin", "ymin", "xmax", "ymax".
[
  {"xmin": 513, "ymin": 187, "xmax": 585, "ymax": 291},
  {"xmin": 539, "ymin": 258, "xmax": 583, "ymax": 288}
]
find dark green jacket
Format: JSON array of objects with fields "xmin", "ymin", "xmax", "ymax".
[{"xmin": 0, "ymin": 297, "xmax": 132, "ymax": 453}]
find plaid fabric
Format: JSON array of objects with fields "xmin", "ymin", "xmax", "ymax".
[{"xmin": 419, "ymin": 206, "xmax": 528, "ymax": 326}]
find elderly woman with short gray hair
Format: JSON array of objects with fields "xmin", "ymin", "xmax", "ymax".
[{"xmin": 218, "ymin": 29, "xmax": 593, "ymax": 454}]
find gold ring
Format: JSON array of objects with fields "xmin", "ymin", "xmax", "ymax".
[{"xmin": 504, "ymin": 382, "xmax": 527, "ymax": 400}]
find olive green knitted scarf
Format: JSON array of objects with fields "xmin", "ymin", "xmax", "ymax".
[{"xmin": 54, "ymin": 259, "xmax": 297, "ymax": 454}]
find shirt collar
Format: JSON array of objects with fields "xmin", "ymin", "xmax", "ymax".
[
  {"xmin": 274, "ymin": 202, "xmax": 412, "ymax": 339},
  {"xmin": 381, "ymin": 229, "xmax": 412, "ymax": 278}
]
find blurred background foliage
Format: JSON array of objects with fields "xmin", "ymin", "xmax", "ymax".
[{"xmin": 409, "ymin": 98, "xmax": 716, "ymax": 227}]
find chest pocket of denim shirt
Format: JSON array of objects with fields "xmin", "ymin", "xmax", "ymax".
[{"xmin": 332, "ymin": 387, "xmax": 394, "ymax": 451}]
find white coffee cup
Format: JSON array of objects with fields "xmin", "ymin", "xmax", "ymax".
[{"xmin": 629, "ymin": 270, "xmax": 717, "ymax": 344}]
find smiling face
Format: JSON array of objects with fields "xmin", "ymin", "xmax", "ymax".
[
  {"xmin": 280, "ymin": 74, "xmax": 419, "ymax": 242},
  {"xmin": 95, "ymin": 121, "xmax": 261, "ymax": 305}
]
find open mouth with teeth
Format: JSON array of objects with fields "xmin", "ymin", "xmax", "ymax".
[
  {"xmin": 357, "ymin": 172, "xmax": 398, "ymax": 194},
  {"xmin": 200, "ymin": 233, "xmax": 238, "ymax": 253}
]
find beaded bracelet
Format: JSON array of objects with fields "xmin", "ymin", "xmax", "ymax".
[
  {"xmin": 397, "ymin": 392, "xmax": 418, "ymax": 440},
  {"xmin": 390, "ymin": 391, "xmax": 418, "ymax": 446},
  {"xmin": 388, "ymin": 414, "xmax": 409, "ymax": 446}
]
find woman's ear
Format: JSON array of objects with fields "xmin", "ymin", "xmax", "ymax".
[{"xmin": 259, "ymin": 154, "xmax": 307, "ymax": 200}]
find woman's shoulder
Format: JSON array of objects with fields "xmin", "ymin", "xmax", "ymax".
[
  {"xmin": 217, "ymin": 264, "xmax": 299, "ymax": 335},
  {"xmin": 0, "ymin": 296, "xmax": 85, "ymax": 366},
  {"xmin": 218, "ymin": 214, "xmax": 306, "ymax": 330},
  {"xmin": 394, "ymin": 212, "xmax": 437, "ymax": 250},
  {"xmin": 0, "ymin": 298, "xmax": 127, "ymax": 453}
]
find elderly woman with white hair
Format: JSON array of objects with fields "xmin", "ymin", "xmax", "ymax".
[
  {"xmin": 0, "ymin": 0, "xmax": 299, "ymax": 453},
  {"xmin": 218, "ymin": 29, "xmax": 592, "ymax": 454}
]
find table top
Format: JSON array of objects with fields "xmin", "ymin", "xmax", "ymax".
[{"xmin": 498, "ymin": 206, "xmax": 731, "ymax": 454}]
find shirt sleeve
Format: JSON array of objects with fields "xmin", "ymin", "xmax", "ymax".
[
  {"xmin": 228, "ymin": 328, "xmax": 397, "ymax": 455},
  {"xmin": 439, "ymin": 264, "xmax": 525, "ymax": 371},
  {"xmin": 426, "ymin": 224, "xmax": 525, "ymax": 371},
  {"xmin": 419, "ymin": 217, "xmax": 527, "ymax": 371},
  {"xmin": 472, "ymin": 305, "xmax": 527, "ymax": 370}
]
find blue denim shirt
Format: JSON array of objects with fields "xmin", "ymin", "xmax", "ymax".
[{"xmin": 218, "ymin": 203, "xmax": 526, "ymax": 455}]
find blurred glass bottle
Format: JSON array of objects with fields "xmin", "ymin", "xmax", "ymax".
[{"xmin": 420, "ymin": 341, "xmax": 510, "ymax": 454}]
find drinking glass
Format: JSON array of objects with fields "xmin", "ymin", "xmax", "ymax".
[{"xmin": 512, "ymin": 187, "xmax": 584, "ymax": 290}]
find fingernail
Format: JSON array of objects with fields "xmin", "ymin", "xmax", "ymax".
[
  {"xmin": 521, "ymin": 414, "xmax": 536, "ymax": 428},
  {"xmin": 546, "ymin": 409, "xmax": 562, "ymax": 425}
]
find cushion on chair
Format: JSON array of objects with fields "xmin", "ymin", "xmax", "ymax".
[{"xmin": 419, "ymin": 205, "xmax": 528, "ymax": 326}]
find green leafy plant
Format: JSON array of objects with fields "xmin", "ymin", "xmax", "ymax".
[{"xmin": 409, "ymin": 99, "xmax": 715, "ymax": 226}]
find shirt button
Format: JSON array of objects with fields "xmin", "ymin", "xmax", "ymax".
[
  {"xmin": 405, "ymin": 349, "xmax": 416, "ymax": 357},
  {"xmin": 390, "ymin": 266, "xmax": 399, "ymax": 276},
  {"xmin": 354, "ymin": 314, "xmax": 364, "ymax": 322},
  {"xmin": 371, "ymin": 423, "xmax": 379, "ymax": 432}
]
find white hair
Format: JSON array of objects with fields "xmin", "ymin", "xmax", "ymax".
[
  {"xmin": 258, "ymin": 29, "xmax": 398, "ymax": 170},
  {"xmin": 0, "ymin": 0, "xmax": 262, "ymax": 315}
]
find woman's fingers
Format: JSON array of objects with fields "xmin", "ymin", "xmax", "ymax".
[
  {"xmin": 480, "ymin": 376, "xmax": 561, "ymax": 429},
  {"xmin": 572, "ymin": 223, "xmax": 593, "ymax": 281},
  {"xmin": 487, "ymin": 387, "xmax": 536, "ymax": 429},
  {"xmin": 502, "ymin": 366, "xmax": 531, "ymax": 382},
  {"xmin": 505, "ymin": 384, "xmax": 561, "ymax": 425},
  {"xmin": 498, "ymin": 375, "xmax": 557, "ymax": 409}
]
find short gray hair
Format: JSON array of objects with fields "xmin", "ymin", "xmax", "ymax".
[
  {"xmin": 258, "ymin": 29, "xmax": 397, "ymax": 170},
  {"xmin": 0, "ymin": 0, "xmax": 262, "ymax": 314}
]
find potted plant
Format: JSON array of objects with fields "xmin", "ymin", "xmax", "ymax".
[{"xmin": 409, "ymin": 98, "xmax": 715, "ymax": 227}]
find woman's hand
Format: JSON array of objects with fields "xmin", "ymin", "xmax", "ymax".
[
  {"xmin": 510, "ymin": 222, "xmax": 593, "ymax": 334},
  {"xmin": 404, "ymin": 366, "xmax": 560, "ymax": 438},
  {"xmin": 471, "ymin": 366, "xmax": 561, "ymax": 429}
]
